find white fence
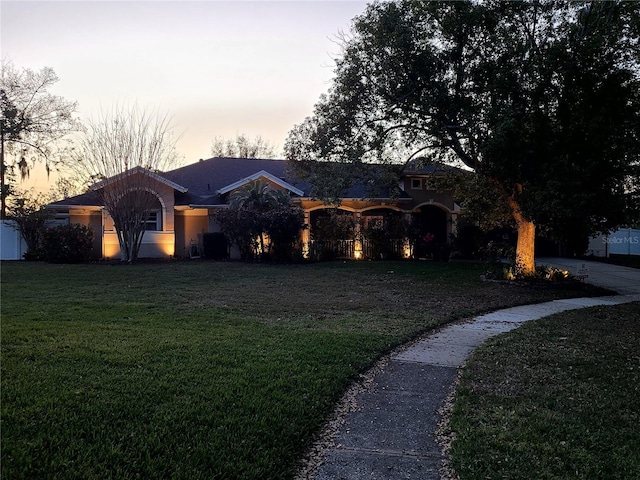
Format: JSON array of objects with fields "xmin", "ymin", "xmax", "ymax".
[
  {"xmin": 587, "ymin": 228, "xmax": 640, "ymax": 257},
  {"xmin": 1, "ymin": 220, "xmax": 27, "ymax": 260}
]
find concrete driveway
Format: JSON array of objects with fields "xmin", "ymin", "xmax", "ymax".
[{"xmin": 537, "ymin": 257, "xmax": 640, "ymax": 295}]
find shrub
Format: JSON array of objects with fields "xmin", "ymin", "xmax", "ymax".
[
  {"xmin": 311, "ymin": 210, "xmax": 357, "ymax": 261},
  {"xmin": 264, "ymin": 205, "xmax": 306, "ymax": 261},
  {"xmin": 7, "ymin": 191, "xmax": 51, "ymax": 260},
  {"xmin": 41, "ymin": 224, "xmax": 94, "ymax": 263},
  {"xmin": 202, "ymin": 232, "xmax": 229, "ymax": 260},
  {"xmin": 215, "ymin": 198, "xmax": 306, "ymax": 261},
  {"xmin": 451, "ymin": 225, "xmax": 485, "ymax": 259},
  {"xmin": 484, "ymin": 260, "xmax": 571, "ymax": 282},
  {"xmin": 361, "ymin": 215, "xmax": 409, "ymax": 260}
]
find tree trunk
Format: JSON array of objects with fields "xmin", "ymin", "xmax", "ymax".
[
  {"xmin": 515, "ymin": 218, "xmax": 536, "ymax": 275},
  {"xmin": 506, "ymin": 192, "xmax": 536, "ymax": 275},
  {"xmin": 1, "ymin": 131, "xmax": 6, "ymax": 219}
]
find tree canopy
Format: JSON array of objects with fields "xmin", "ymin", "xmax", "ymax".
[
  {"xmin": 0, "ymin": 61, "xmax": 79, "ymax": 218},
  {"xmin": 285, "ymin": 0, "xmax": 640, "ymax": 272},
  {"xmin": 211, "ymin": 133, "xmax": 278, "ymax": 159}
]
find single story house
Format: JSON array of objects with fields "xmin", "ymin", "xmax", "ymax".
[{"xmin": 47, "ymin": 157, "xmax": 462, "ymax": 260}]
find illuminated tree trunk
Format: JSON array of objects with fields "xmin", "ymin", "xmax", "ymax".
[
  {"xmin": 515, "ymin": 218, "xmax": 536, "ymax": 275},
  {"xmin": 507, "ymin": 193, "xmax": 536, "ymax": 275}
]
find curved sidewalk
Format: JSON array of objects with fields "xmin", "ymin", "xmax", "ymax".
[{"xmin": 308, "ymin": 259, "xmax": 640, "ymax": 480}]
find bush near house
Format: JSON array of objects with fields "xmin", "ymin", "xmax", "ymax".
[
  {"xmin": 202, "ymin": 232, "xmax": 229, "ymax": 260},
  {"xmin": 361, "ymin": 215, "xmax": 410, "ymax": 260},
  {"xmin": 215, "ymin": 204, "xmax": 305, "ymax": 261},
  {"xmin": 40, "ymin": 224, "xmax": 94, "ymax": 263},
  {"xmin": 215, "ymin": 181, "xmax": 306, "ymax": 261},
  {"xmin": 309, "ymin": 210, "xmax": 357, "ymax": 261},
  {"xmin": 6, "ymin": 192, "xmax": 52, "ymax": 260},
  {"xmin": 264, "ymin": 205, "xmax": 306, "ymax": 261}
]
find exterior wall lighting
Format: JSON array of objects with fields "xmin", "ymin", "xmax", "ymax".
[{"xmin": 354, "ymin": 240, "xmax": 363, "ymax": 259}]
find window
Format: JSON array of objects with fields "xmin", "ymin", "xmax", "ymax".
[
  {"xmin": 411, "ymin": 178, "xmax": 422, "ymax": 190},
  {"xmin": 144, "ymin": 210, "xmax": 161, "ymax": 231}
]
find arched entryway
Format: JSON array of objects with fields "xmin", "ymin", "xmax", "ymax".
[
  {"xmin": 361, "ymin": 208, "xmax": 407, "ymax": 259},
  {"xmin": 103, "ymin": 189, "xmax": 174, "ymax": 259},
  {"xmin": 308, "ymin": 208, "xmax": 356, "ymax": 260},
  {"xmin": 412, "ymin": 204, "xmax": 449, "ymax": 259}
]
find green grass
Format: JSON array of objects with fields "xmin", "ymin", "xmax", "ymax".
[
  {"xmin": 450, "ymin": 302, "xmax": 640, "ymax": 480},
  {"xmin": 1, "ymin": 260, "xmax": 608, "ymax": 479}
]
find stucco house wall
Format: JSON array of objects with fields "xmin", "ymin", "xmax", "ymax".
[
  {"xmin": 89, "ymin": 173, "xmax": 184, "ymax": 260},
  {"xmin": 174, "ymin": 209, "xmax": 209, "ymax": 258}
]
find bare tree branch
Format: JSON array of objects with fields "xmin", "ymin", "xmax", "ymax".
[{"xmin": 75, "ymin": 104, "xmax": 179, "ymax": 263}]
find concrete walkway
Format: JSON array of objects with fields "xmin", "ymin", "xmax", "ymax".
[{"xmin": 308, "ymin": 259, "xmax": 640, "ymax": 480}]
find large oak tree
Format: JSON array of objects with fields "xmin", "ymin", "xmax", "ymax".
[{"xmin": 285, "ymin": 0, "xmax": 640, "ymax": 273}]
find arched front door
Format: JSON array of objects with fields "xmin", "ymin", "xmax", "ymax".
[{"xmin": 413, "ymin": 205, "xmax": 448, "ymax": 258}]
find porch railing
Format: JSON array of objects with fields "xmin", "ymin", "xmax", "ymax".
[
  {"xmin": 307, "ymin": 239, "xmax": 355, "ymax": 261},
  {"xmin": 362, "ymin": 238, "xmax": 408, "ymax": 260},
  {"xmin": 307, "ymin": 239, "xmax": 411, "ymax": 261}
]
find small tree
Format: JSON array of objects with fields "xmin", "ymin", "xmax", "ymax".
[
  {"xmin": 75, "ymin": 105, "xmax": 179, "ymax": 263},
  {"xmin": 229, "ymin": 180, "xmax": 278, "ymax": 256},
  {"xmin": 6, "ymin": 190, "xmax": 51, "ymax": 259},
  {"xmin": 211, "ymin": 134, "xmax": 278, "ymax": 159},
  {"xmin": 215, "ymin": 207, "xmax": 259, "ymax": 259},
  {"xmin": 264, "ymin": 191, "xmax": 306, "ymax": 261}
]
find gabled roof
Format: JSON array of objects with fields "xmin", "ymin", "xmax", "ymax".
[
  {"xmin": 163, "ymin": 157, "xmax": 293, "ymax": 197},
  {"xmin": 161, "ymin": 157, "xmax": 306, "ymax": 206},
  {"xmin": 48, "ymin": 157, "xmax": 441, "ymax": 209},
  {"xmin": 217, "ymin": 170, "xmax": 304, "ymax": 197},
  {"xmin": 90, "ymin": 166, "xmax": 188, "ymax": 193},
  {"xmin": 47, "ymin": 189, "xmax": 103, "ymax": 209}
]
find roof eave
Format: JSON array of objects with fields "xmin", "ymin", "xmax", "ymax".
[
  {"xmin": 45, "ymin": 204, "xmax": 103, "ymax": 210},
  {"xmin": 217, "ymin": 170, "xmax": 304, "ymax": 197},
  {"xmin": 90, "ymin": 166, "xmax": 189, "ymax": 193},
  {"xmin": 188, "ymin": 204, "xmax": 229, "ymax": 209}
]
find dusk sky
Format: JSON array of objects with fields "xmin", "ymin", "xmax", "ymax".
[{"xmin": 1, "ymin": 0, "xmax": 368, "ymax": 191}]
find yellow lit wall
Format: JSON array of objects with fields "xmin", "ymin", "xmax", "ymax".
[
  {"xmin": 102, "ymin": 232, "xmax": 175, "ymax": 259},
  {"xmin": 174, "ymin": 209, "xmax": 209, "ymax": 258}
]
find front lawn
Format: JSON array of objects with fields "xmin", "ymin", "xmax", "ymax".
[
  {"xmin": 1, "ymin": 260, "xmax": 607, "ymax": 479},
  {"xmin": 450, "ymin": 302, "xmax": 640, "ymax": 480}
]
